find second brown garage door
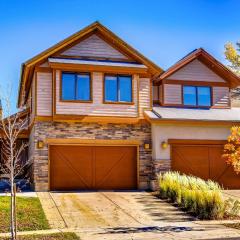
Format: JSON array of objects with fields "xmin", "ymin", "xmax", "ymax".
[
  {"xmin": 50, "ymin": 145, "xmax": 137, "ymax": 191},
  {"xmin": 171, "ymin": 142, "xmax": 240, "ymax": 189}
]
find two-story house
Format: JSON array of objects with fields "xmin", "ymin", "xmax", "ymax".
[
  {"xmin": 16, "ymin": 22, "xmax": 240, "ymax": 191},
  {"xmin": 146, "ymin": 48, "xmax": 240, "ymax": 189}
]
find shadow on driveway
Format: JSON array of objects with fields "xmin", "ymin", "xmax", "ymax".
[
  {"xmin": 99, "ymin": 225, "xmax": 200, "ymax": 234},
  {"xmin": 132, "ymin": 192, "xmax": 196, "ymax": 222}
]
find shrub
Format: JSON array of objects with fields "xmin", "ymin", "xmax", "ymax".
[
  {"xmin": 224, "ymin": 198, "xmax": 240, "ymax": 217},
  {"xmin": 158, "ymin": 172, "xmax": 225, "ymax": 219}
]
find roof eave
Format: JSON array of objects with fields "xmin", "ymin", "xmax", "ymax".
[
  {"xmin": 146, "ymin": 117, "xmax": 240, "ymax": 125},
  {"xmin": 18, "ymin": 21, "xmax": 163, "ymax": 106},
  {"xmin": 143, "ymin": 110, "xmax": 240, "ymax": 125},
  {"xmin": 17, "ymin": 64, "xmax": 25, "ymax": 107},
  {"xmin": 155, "ymin": 48, "xmax": 240, "ymax": 88}
]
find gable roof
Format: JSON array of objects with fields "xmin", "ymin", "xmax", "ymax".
[
  {"xmin": 18, "ymin": 21, "xmax": 163, "ymax": 107},
  {"xmin": 60, "ymin": 33, "xmax": 131, "ymax": 60},
  {"xmin": 157, "ymin": 48, "xmax": 240, "ymax": 88}
]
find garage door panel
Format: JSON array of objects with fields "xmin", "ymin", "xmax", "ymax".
[
  {"xmin": 209, "ymin": 146, "xmax": 225, "ymax": 180},
  {"xmin": 215, "ymin": 165, "xmax": 240, "ymax": 189},
  {"xmin": 172, "ymin": 143, "xmax": 240, "ymax": 189},
  {"xmin": 172, "ymin": 146, "xmax": 209, "ymax": 180},
  {"xmin": 50, "ymin": 145, "xmax": 137, "ymax": 190},
  {"xmin": 208, "ymin": 146, "xmax": 240, "ymax": 189},
  {"xmin": 95, "ymin": 147, "xmax": 137, "ymax": 189},
  {"xmin": 50, "ymin": 146, "xmax": 94, "ymax": 190}
]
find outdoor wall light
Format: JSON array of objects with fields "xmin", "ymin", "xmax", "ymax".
[
  {"xmin": 144, "ymin": 142, "xmax": 151, "ymax": 150},
  {"xmin": 161, "ymin": 141, "xmax": 168, "ymax": 149},
  {"xmin": 37, "ymin": 140, "xmax": 44, "ymax": 149}
]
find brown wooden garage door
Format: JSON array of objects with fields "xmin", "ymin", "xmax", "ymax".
[
  {"xmin": 50, "ymin": 145, "xmax": 137, "ymax": 190},
  {"xmin": 171, "ymin": 142, "xmax": 240, "ymax": 189}
]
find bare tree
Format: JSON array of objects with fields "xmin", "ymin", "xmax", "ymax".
[{"xmin": 0, "ymin": 88, "xmax": 29, "ymax": 240}]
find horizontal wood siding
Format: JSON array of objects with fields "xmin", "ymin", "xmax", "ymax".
[
  {"xmin": 36, "ymin": 72, "xmax": 52, "ymax": 116},
  {"xmin": 139, "ymin": 78, "xmax": 150, "ymax": 117},
  {"xmin": 61, "ymin": 34, "xmax": 130, "ymax": 60},
  {"xmin": 212, "ymin": 87, "xmax": 230, "ymax": 107},
  {"xmin": 164, "ymin": 84, "xmax": 182, "ymax": 104},
  {"xmin": 167, "ymin": 59, "xmax": 226, "ymax": 83},
  {"xmin": 55, "ymin": 71, "xmax": 138, "ymax": 117}
]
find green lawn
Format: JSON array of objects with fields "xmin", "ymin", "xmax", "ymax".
[
  {"xmin": 0, "ymin": 196, "xmax": 50, "ymax": 233},
  {"xmin": 0, "ymin": 232, "xmax": 79, "ymax": 240}
]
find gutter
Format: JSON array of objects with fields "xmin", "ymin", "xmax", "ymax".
[{"xmin": 144, "ymin": 110, "xmax": 240, "ymax": 126}]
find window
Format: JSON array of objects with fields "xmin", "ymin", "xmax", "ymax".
[
  {"xmin": 183, "ymin": 86, "xmax": 197, "ymax": 106},
  {"xmin": 61, "ymin": 72, "xmax": 91, "ymax": 101},
  {"xmin": 183, "ymin": 86, "xmax": 211, "ymax": 107},
  {"xmin": 197, "ymin": 87, "xmax": 211, "ymax": 106},
  {"xmin": 104, "ymin": 75, "xmax": 132, "ymax": 103},
  {"xmin": 105, "ymin": 76, "xmax": 118, "ymax": 102}
]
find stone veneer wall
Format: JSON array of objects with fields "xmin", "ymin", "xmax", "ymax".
[
  {"xmin": 152, "ymin": 159, "xmax": 171, "ymax": 177},
  {"xmin": 150, "ymin": 160, "xmax": 171, "ymax": 190},
  {"xmin": 29, "ymin": 121, "xmax": 152, "ymax": 191}
]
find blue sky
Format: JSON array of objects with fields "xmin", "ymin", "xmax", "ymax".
[{"xmin": 0, "ymin": 0, "xmax": 239, "ymax": 109}]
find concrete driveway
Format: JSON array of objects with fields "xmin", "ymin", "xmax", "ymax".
[
  {"xmin": 222, "ymin": 190, "xmax": 240, "ymax": 201},
  {"xmin": 49, "ymin": 191, "xmax": 193, "ymax": 229},
  {"xmin": 38, "ymin": 191, "xmax": 240, "ymax": 240}
]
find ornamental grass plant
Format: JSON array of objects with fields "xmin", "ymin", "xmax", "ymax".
[{"xmin": 158, "ymin": 171, "xmax": 225, "ymax": 219}]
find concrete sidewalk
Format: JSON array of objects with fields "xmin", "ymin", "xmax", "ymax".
[
  {"xmin": 0, "ymin": 228, "xmax": 71, "ymax": 238},
  {"xmin": 1, "ymin": 225, "xmax": 240, "ymax": 240},
  {"xmin": 0, "ymin": 192, "xmax": 37, "ymax": 197}
]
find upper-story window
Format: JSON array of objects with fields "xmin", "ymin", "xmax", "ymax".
[
  {"xmin": 61, "ymin": 72, "xmax": 91, "ymax": 101},
  {"xmin": 183, "ymin": 86, "xmax": 211, "ymax": 107},
  {"xmin": 104, "ymin": 75, "xmax": 132, "ymax": 103}
]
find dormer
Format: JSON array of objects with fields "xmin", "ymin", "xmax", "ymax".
[{"xmin": 153, "ymin": 48, "xmax": 240, "ymax": 109}]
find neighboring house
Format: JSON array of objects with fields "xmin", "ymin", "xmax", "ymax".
[
  {"xmin": 145, "ymin": 48, "xmax": 240, "ymax": 189},
  {"xmin": 15, "ymin": 22, "xmax": 240, "ymax": 191}
]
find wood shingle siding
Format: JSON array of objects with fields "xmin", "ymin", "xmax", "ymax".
[
  {"xmin": 36, "ymin": 72, "xmax": 52, "ymax": 116},
  {"xmin": 61, "ymin": 34, "xmax": 130, "ymax": 60},
  {"xmin": 167, "ymin": 59, "xmax": 226, "ymax": 83},
  {"xmin": 164, "ymin": 84, "xmax": 182, "ymax": 105},
  {"xmin": 212, "ymin": 87, "xmax": 230, "ymax": 107},
  {"xmin": 55, "ymin": 71, "xmax": 138, "ymax": 117}
]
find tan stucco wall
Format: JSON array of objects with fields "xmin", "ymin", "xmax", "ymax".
[{"xmin": 152, "ymin": 124, "xmax": 231, "ymax": 160}]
